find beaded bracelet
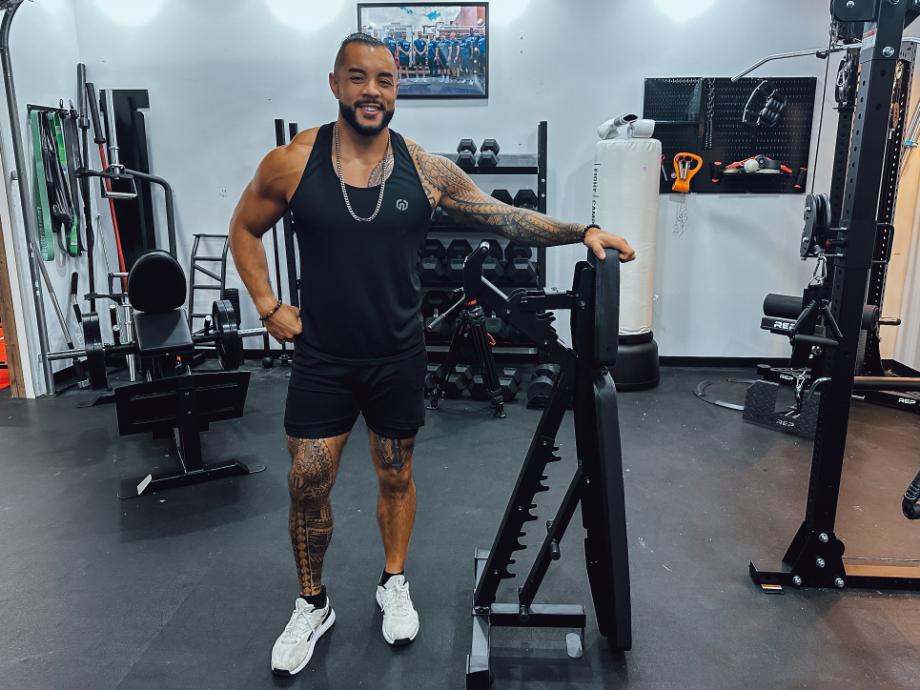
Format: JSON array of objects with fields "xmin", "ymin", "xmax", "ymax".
[
  {"xmin": 582, "ymin": 223, "xmax": 601, "ymax": 241},
  {"xmin": 259, "ymin": 298, "xmax": 283, "ymax": 323}
]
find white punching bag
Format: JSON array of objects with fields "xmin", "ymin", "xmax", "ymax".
[{"xmin": 591, "ymin": 114, "xmax": 660, "ymax": 389}]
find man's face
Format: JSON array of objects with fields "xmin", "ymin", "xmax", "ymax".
[{"xmin": 330, "ymin": 43, "xmax": 397, "ymax": 136}]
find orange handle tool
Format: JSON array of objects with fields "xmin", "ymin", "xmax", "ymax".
[{"xmin": 672, "ymin": 152, "xmax": 703, "ymax": 193}]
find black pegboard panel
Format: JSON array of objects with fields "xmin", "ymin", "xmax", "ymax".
[
  {"xmin": 644, "ymin": 76, "xmax": 817, "ymax": 194},
  {"xmin": 644, "ymin": 77, "xmax": 703, "ymax": 121}
]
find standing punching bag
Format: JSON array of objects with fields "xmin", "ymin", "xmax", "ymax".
[{"xmin": 591, "ymin": 114, "xmax": 660, "ymax": 390}]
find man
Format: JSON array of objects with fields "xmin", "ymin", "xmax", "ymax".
[
  {"xmin": 459, "ymin": 32, "xmax": 474, "ymax": 81},
  {"xmin": 437, "ymin": 31, "xmax": 451, "ymax": 82},
  {"xmin": 228, "ymin": 32, "xmax": 635, "ymax": 678},
  {"xmin": 383, "ymin": 31, "xmax": 397, "ymax": 64},
  {"xmin": 397, "ymin": 35, "xmax": 411, "ymax": 80},
  {"xmin": 413, "ymin": 33, "xmax": 428, "ymax": 78},
  {"xmin": 427, "ymin": 33, "xmax": 439, "ymax": 78},
  {"xmin": 448, "ymin": 32, "xmax": 461, "ymax": 80}
]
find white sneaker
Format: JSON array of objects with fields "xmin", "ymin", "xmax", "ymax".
[
  {"xmin": 375, "ymin": 575, "xmax": 420, "ymax": 646},
  {"xmin": 271, "ymin": 596, "xmax": 336, "ymax": 676}
]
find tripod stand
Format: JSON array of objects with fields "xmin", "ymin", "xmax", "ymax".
[{"xmin": 425, "ymin": 289, "xmax": 506, "ymax": 418}]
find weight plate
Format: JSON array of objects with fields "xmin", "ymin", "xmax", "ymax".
[
  {"xmin": 800, "ymin": 194, "xmax": 818, "ymax": 258},
  {"xmin": 816, "ymin": 192, "xmax": 831, "ymax": 231},
  {"xmin": 212, "ymin": 299, "xmax": 243, "ymax": 371},
  {"xmin": 81, "ymin": 311, "xmax": 108, "ymax": 389}
]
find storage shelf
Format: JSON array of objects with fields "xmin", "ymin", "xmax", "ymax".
[
  {"xmin": 426, "ymin": 345, "xmax": 538, "ymax": 356},
  {"xmin": 434, "ymin": 153, "xmax": 539, "ymax": 175},
  {"xmin": 424, "ymin": 122, "xmax": 547, "ymax": 358}
]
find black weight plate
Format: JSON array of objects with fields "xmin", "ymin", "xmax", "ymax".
[
  {"xmin": 81, "ymin": 311, "xmax": 108, "ymax": 389},
  {"xmin": 800, "ymin": 194, "xmax": 818, "ymax": 257},
  {"xmin": 213, "ymin": 299, "xmax": 243, "ymax": 370},
  {"xmin": 816, "ymin": 192, "xmax": 831, "ymax": 230}
]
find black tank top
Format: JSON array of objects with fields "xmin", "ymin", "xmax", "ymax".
[{"xmin": 289, "ymin": 122, "xmax": 432, "ymax": 363}]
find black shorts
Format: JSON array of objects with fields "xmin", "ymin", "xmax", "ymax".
[{"xmin": 284, "ymin": 346, "xmax": 427, "ymax": 440}]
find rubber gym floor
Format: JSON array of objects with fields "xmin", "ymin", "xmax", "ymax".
[{"xmin": 1, "ymin": 366, "xmax": 918, "ymax": 689}]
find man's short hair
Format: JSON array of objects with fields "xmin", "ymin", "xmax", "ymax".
[{"xmin": 334, "ymin": 32, "xmax": 388, "ymax": 72}]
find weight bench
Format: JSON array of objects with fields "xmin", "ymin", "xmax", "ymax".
[
  {"xmin": 461, "ymin": 244, "xmax": 631, "ymax": 687},
  {"xmin": 113, "ymin": 250, "xmax": 264, "ymax": 499}
]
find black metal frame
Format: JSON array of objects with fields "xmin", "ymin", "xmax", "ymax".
[
  {"xmin": 426, "ymin": 121, "xmax": 548, "ymax": 365},
  {"xmin": 114, "ymin": 371, "xmax": 264, "ymax": 499},
  {"xmin": 461, "ymin": 245, "xmax": 630, "ymax": 687},
  {"xmin": 750, "ymin": 0, "xmax": 920, "ymax": 593},
  {"xmin": 756, "ymin": 34, "xmax": 920, "ymax": 416}
]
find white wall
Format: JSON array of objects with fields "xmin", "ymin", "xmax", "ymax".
[
  {"xmin": 890, "ymin": 29, "xmax": 920, "ymax": 371},
  {"xmin": 4, "ymin": 0, "xmax": 871, "ymax": 382},
  {"xmin": 0, "ymin": 0, "xmax": 109, "ymax": 396}
]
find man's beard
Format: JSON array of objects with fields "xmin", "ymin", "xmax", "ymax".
[{"xmin": 339, "ymin": 100, "xmax": 395, "ymax": 136}]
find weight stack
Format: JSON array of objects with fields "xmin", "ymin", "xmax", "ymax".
[{"xmin": 592, "ymin": 115, "xmax": 661, "ymax": 390}]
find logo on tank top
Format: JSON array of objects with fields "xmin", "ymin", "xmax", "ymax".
[{"xmin": 396, "ymin": 199, "xmax": 409, "ymax": 211}]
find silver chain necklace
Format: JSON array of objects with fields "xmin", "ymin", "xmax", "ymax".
[{"xmin": 334, "ymin": 122, "xmax": 391, "ymax": 223}]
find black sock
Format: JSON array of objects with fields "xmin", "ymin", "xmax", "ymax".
[
  {"xmin": 379, "ymin": 570, "xmax": 404, "ymax": 586},
  {"xmin": 301, "ymin": 585, "xmax": 327, "ymax": 609}
]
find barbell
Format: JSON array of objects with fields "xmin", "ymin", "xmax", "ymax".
[{"xmin": 46, "ymin": 299, "xmax": 266, "ymax": 389}]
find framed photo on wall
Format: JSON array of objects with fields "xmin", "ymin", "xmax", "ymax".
[{"xmin": 356, "ymin": 3, "xmax": 489, "ymax": 99}]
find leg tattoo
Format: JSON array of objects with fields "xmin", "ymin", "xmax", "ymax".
[
  {"xmin": 374, "ymin": 435, "xmax": 406, "ymax": 472},
  {"xmin": 370, "ymin": 432, "xmax": 416, "ymax": 574},
  {"xmin": 287, "ymin": 436, "xmax": 340, "ymax": 597}
]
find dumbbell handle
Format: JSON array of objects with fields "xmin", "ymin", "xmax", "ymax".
[{"xmin": 47, "ymin": 326, "xmax": 266, "ymax": 362}]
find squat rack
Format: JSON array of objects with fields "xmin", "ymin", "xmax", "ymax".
[{"xmin": 748, "ymin": 0, "xmax": 920, "ymax": 592}]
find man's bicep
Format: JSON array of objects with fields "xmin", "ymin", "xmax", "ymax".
[
  {"xmin": 230, "ymin": 149, "xmax": 293, "ymax": 238},
  {"xmin": 230, "ymin": 183, "xmax": 287, "ymax": 240}
]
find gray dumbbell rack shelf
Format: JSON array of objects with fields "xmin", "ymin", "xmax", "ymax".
[{"xmin": 426, "ymin": 121, "xmax": 548, "ymax": 361}]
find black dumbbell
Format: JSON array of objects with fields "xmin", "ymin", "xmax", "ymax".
[
  {"xmin": 526, "ymin": 363, "xmax": 561, "ymax": 409},
  {"xmin": 422, "ymin": 290, "xmax": 449, "ymax": 318},
  {"xmin": 420, "ymin": 239, "xmax": 448, "ymax": 283},
  {"xmin": 424, "ymin": 364, "xmax": 441, "ymax": 394},
  {"xmin": 500, "ymin": 367, "xmax": 522, "ymax": 402},
  {"xmin": 469, "ymin": 367, "xmax": 522, "ymax": 402},
  {"xmin": 503, "ymin": 243, "xmax": 537, "ymax": 285},
  {"xmin": 444, "ymin": 364, "xmax": 474, "ymax": 398},
  {"xmin": 482, "ymin": 239, "xmax": 505, "ymax": 282},
  {"xmin": 446, "ymin": 239, "xmax": 473, "ymax": 281},
  {"xmin": 468, "ymin": 371, "xmax": 490, "ymax": 401},
  {"xmin": 478, "ymin": 139, "xmax": 500, "ymax": 168},
  {"xmin": 507, "ymin": 324, "xmax": 528, "ymax": 345},
  {"xmin": 457, "ymin": 139, "xmax": 477, "ymax": 171},
  {"xmin": 491, "ymin": 188, "xmax": 513, "ymax": 205},
  {"xmin": 484, "ymin": 314, "xmax": 504, "ymax": 339},
  {"xmin": 514, "ymin": 189, "xmax": 538, "ymax": 210}
]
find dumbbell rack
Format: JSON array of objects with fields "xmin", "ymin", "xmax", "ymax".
[{"xmin": 424, "ymin": 121, "xmax": 548, "ymax": 364}]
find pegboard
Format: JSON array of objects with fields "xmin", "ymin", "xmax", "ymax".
[{"xmin": 644, "ymin": 76, "xmax": 817, "ymax": 194}]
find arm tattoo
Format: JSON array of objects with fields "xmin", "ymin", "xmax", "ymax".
[
  {"xmin": 408, "ymin": 143, "xmax": 583, "ymax": 246},
  {"xmin": 374, "ymin": 435, "xmax": 407, "ymax": 472}
]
